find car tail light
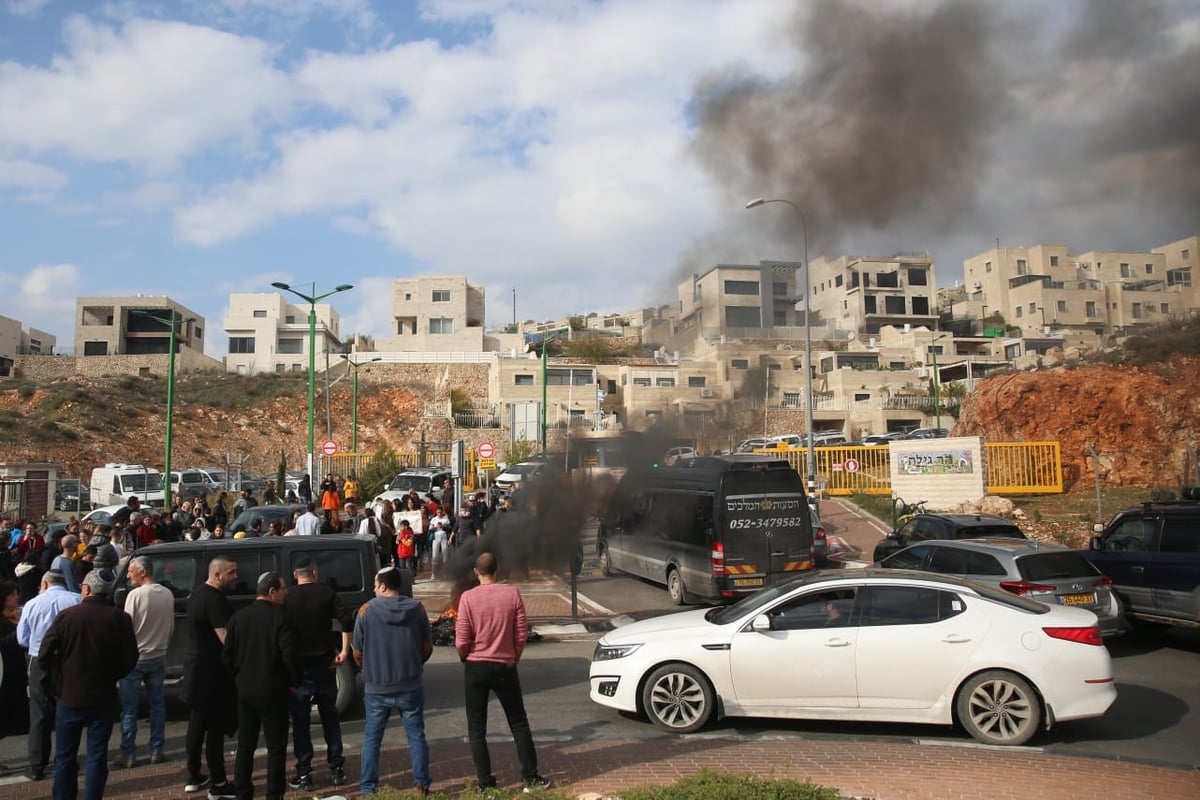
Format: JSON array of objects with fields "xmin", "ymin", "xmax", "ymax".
[
  {"xmin": 999, "ymin": 580, "xmax": 1056, "ymax": 595},
  {"xmin": 1042, "ymin": 626, "xmax": 1104, "ymax": 646},
  {"xmin": 1095, "ymin": 575, "xmax": 1113, "ymax": 586},
  {"xmin": 711, "ymin": 541, "xmax": 726, "ymax": 576},
  {"xmin": 815, "ymin": 524, "xmax": 827, "ymax": 545}
]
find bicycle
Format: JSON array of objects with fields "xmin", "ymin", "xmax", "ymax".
[{"xmin": 893, "ymin": 497, "xmax": 928, "ymax": 528}]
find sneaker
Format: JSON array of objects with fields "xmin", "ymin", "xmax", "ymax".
[
  {"xmin": 149, "ymin": 752, "xmax": 168, "ymax": 765},
  {"xmin": 415, "ymin": 785, "xmax": 430, "ymax": 797},
  {"xmin": 183, "ymin": 775, "xmax": 209, "ymax": 793},
  {"xmin": 110, "ymin": 756, "xmax": 135, "ymax": 770},
  {"xmin": 523, "ymin": 775, "xmax": 552, "ymax": 793},
  {"xmin": 331, "ymin": 765, "xmax": 347, "ymax": 786},
  {"xmin": 207, "ymin": 781, "xmax": 236, "ymax": 799},
  {"xmin": 287, "ymin": 773, "xmax": 314, "ymax": 791},
  {"xmin": 476, "ymin": 788, "xmax": 504, "ymax": 798}
]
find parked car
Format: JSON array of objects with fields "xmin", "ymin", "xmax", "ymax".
[
  {"xmin": 872, "ymin": 512, "xmax": 1026, "ymax": 563},
  {"xmin": 372, "ymin": 467, "xmax": 453, "ymax": 509},
  {"xmin": 228, "ymin": 504, "xmax": 306, "ymax": 535},
  {"xmin": 115, "ymin": 533, "xmax": 385, "ymax": 713},
  {"xmin": 494, "ymin": 462, "xmax": 549, "ymax": 493},
  {"xmin": 1086, "ymin": 492, "xmax": 1200, "ymax": 630},
  {"xmin": 863, "ymin": 432, "xmax": 908, "ymax": 446},
  {"xmin": 589, "ymin": 569, "xmax": 1115, "ymax": 745},
  {"xmin": 876, "ymin": 538, "xmax": 1125, "ymax": 637},
  {"xmin": 663, "ymin": 446, "xmax": 697, "ymax": 465},
  {"xmin": 55, "ymin": 479, "xmax": 84, "ymax": 512},
  {"xmin": 82, "ymin": 504, "xmax": 129, "ymax": 526},
  {"xmin": 905, "ymin": 427, "xmax": 950, "ymax": 439},
  {"xmin": 170, "ymin": 469, "xmax": 221, "ymax": 500},
  {"xmin": 735, "ymin": 438, "xmax": 771, "ymax": 453}
]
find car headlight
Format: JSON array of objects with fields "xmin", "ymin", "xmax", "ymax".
[{"xmin": 592, "ymin": 642, "xmax": 642, "ymax": 661}]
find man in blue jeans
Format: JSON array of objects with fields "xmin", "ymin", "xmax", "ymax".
[
  {"xmin": 352, "ymin": 566, "xmax": 432, "ymax": 796},
  {"xmin": 39, "ymin": 569, "xmax": 139, "ymax": 800},
  {"xmin": 117, "ymin": 556, "xmax": 175, "ymax": 767}
]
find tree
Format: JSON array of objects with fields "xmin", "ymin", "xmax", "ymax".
[
  {"xmin": 737, "ymin": 366, "xmax": 769, "ymax": 402},
  {"xmin": 359, "ymin": 443, "xmax": 402, "ymax": 499}
]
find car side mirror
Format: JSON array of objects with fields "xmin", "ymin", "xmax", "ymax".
[
  {"xmin": 751, "ymin": 614, "xmax": 772, "ymax": 633},
  {"xmin": 1091, "ymin": 522, "xmax": 1103, "ymax": 534},
  {"xmin": 1089, "ymin": 536, "xmax": 1103, "ymax": 551}
]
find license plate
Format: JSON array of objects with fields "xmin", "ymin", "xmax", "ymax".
[
  {"xmin": 1061, "ymin": 592, "xmax": 1095, "ymax": 606},
  {"xmin": 734, "ymin": 578, "xmax": 764, "ymax": 588}
]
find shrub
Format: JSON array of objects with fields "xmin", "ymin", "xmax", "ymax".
[
  {"xmin": 621, "ymin": 769, "xmax": 839, "ymax": 800},
  {"xmin": 360, "ymin": 444, "xmax": 402, "ymax": 499}
]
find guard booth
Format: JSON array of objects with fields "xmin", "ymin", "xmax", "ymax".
[{"xmin": 0, "ymin": 461, "xmax": 60, "ymax": 522}]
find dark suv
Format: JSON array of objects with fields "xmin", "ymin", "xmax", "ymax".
[
  {"xmin": 1086, "ymin": 492, "xmax": 1200, "ymax": 629},
  {"xmin": 116, "ymin": 534, "xmax": 385, "ymax": 713},
  {"xmin": 872, "ymin": 512, "xmax": 1026, "ymax": 562}
]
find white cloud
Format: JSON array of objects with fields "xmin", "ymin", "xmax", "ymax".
[
  {"xmin": 8, "ymin": 263, "xmax": 81, "ymax": 327},
  {"xmin": 0, "ymin": 157, "xmax": 68, "ymax": 191},
  {"xmin": 0, "ymin": 17, "xmax": 291, "ymax": 168},
  {"xmin": 3, "ymin": 0, "xmax": 50, "ymax": 18}
]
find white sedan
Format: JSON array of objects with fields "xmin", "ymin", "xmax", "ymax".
[{"xmin": 589, "ymin": 570, "xmax": 1116, "ymax": 746}]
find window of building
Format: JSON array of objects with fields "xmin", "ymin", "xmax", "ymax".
[
  {"xmin": 404, "ymin": 293, "xmax": 411, "ymax": 301},
  {"xmin": 1132, "ymin": 302, "xmax": 1143, "ymax": 319},
  {"xmin": 1050, "ymin": 255, "xmax": 1059, "ymax": 267},
  {"xmin": 428, "ymin": 318, "xmax": 453, "ymax": 334},
  {"xmin": 432, "ymin": 290, "xmax": 450, "ymax": 302},
  {"xmin": 1028, "ymin": 302, "xmax": 1036, "ymax": 313},
  {"xmin": 876, "ymin": 271, "xmax": 899, "ymax": 288},
  {"xmin": 632, "ymin": 377, "xmax": 651, "ymax": 387},
  {"xmin": 1184, "ymin": 249, "xmax": 1190, "ymax": 260},
  {"xmin": 1120, "ymin": 263, "xmax": 1131, "ymax": 278},
  {"xmin": 723, "ymin": 280, "xmax": 759, "ymax": 295},
  {"xmin": 514, "ymin": 374, "xmax": 534, "ymax": 386},
  {"xmin": 1057, "ymin": 300, "xmax": 1067, "ymax": 312},
  {"xmin": 1161, "ymin": 303, "xmax": 1170, "ymax": 314},
  {"xmin": 782, "ymin": 391, "xmax": 800, "ymax": 407},
  {"xmin": 1015, "ymin": 307, "xmax": 1023, "ymax": 318},
  {"xmin": 275, "ymin": 363, "xmax": 286, "ymax": 373},
  {"xmin": 194, "ymin": 327, "xmax": 202, "ymax": 339},
  {"xmin": 731, "ymin": 359, "xmax": 749, "ymax": 369},
  {"xmin": 253, "ymin": 310, "xmax": 267, "ymax": 318},
  {"xmin": 774, "ymin": 310, "xmax": 788, "ymax": 325},
  {"xmin": 284, "ymin": 315, "xmax": 295, "ymax": 324},
  {"xmin": 725, "ymin": 306, "xmax": 761, "ymax": 328},
  {"xmin": 547, "ymin": 368, "xmax": 594, "ymax": 386},
  {"xmin": 773, "ymin": 281, "xmax": 787, "ymax": 296},
  {"xmin": 1145, "ymin": 263, "xmax": 1154, "ymax": 274},
  {"xmin": 854, "ymin": 392, "xmax": 870, "ymax": 402},
  {"xmin": 83, "ymin": 341, "xmax": 108, "ymax": 356},
  {"xmin": 687, "ymin": 376, "xmax": 706, "ymax": 388},
  {"xmin": 277, "ymin": 339, "xmax": 302, "ymax": 354},
  {"xmin": 1016, "ymin": 259, "xmax": 1028, "ymax": 275},
  {"xmin": 884, "ymin": 296, "xmax": 906, "ymax": 314},
  {"xmin": 985, "ymin": 261, "xmax": 992, "ymax": 272},
  {"xmin": 656, "ymin": 377, "xmax": 675, "ymax": 387},
  {"xmin": 911, "ymin": 296, "xmax": 930, "ymax": 315},
  {"xmin": 835, "ymin": 274, "xmax": 843, "ymax": 287},
  {"xmin": 229, "ymin": 337, "xmax": 255, "ymax": 354},
  {"xmin": 907, "ymin": 268, "xmax": 927, "ymax": 286},
  {"xmin": 1167, "ymin": 268, "xmax": 1192, "ymax": 287},
  {"xmin": 864, "ymin": 295, "xmax": 877, "ymax": 314}
]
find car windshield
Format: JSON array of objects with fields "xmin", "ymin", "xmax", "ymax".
[
  {"xmin": 388, "ymin": 474, "xmax": 433, "ymax": 492},
  {"xmin": 506, "ymin": 464, "xmax": 541, "ymax": 476},
  {"xmin": 707, "ymin": 574, "xmax": 810, "ymax": 625}
]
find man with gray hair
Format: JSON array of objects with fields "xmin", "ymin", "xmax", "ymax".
[
  {"xmin": 117, "ymin": 556, "xmax": 175, "ymax": 768},
  {"xmin": 16, "ymin": 570, "xmax": 82, "ymax": 781},
  {"xmin": 39, "ymin": 568, "xmax": 139, "ymax": 800}
]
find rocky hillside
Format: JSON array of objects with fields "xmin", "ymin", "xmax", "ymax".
[
  {"xmin": 955, "ymin": 355, "xmax": 1200, "ymax": 489},
  {"xmin": 3, "ymin": 356, "xmax": 1199, "ymax": 490}
]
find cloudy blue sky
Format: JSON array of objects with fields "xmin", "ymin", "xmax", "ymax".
[{"xmin": 2, "ymin": 0, "xmax": 1197, "ymax": 357}]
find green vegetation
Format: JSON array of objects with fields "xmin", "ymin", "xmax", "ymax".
[
  {"xmin": 359, "ymin": 443, "xmax": 402, "ymax": 499},
  {"xmin": 1121, "ymin": 315, "xmax": 1200, "ymax": 363},
  {"xmin": 504, "ymin": 435, "xmax": 538, "ymax": 467},
  {"xmin": 562, "ymin": 333, "xmax": 633, "ymax": 362},
  {"xmin": 177, "ymin": 372, "xmax": 309, "ymax": 410},
  {"xmin": 361, "ymin": 769, "xmax": 839, "ymax": 799},
  {"xmin": 450, "ymin": 387, "xmax": 471, "ymax": 415}
]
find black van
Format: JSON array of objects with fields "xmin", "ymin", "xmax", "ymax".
[
  {"xmin": 116, "ymin": 534, "xmax": 386, "ymax": 713},
  {"xmin": 597, "ymin": 456, "xmax": 815, "ymax": 604}
]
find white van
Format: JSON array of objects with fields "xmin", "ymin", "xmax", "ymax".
[{"xmin": 90, "ymin": 463, "xmax": 166, "ymax": 509}]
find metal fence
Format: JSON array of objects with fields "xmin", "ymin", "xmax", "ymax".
[{"xmin": 753, "ymin": 441, "xmax": 1063, "ymax": 497}]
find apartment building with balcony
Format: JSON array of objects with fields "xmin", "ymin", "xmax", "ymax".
[
  {"xmin": 808, "ymin": 253, "xmax": 939, "ymax": 336},
  {"xmin": 378, "ymin": 275, "xmax": 488, "ymax": 352},
  {"xmin": 676, "ymin": 261, "xmax": 809, "ymax": 344},
  {"xmin": 75, "ymin": 296, "xmax": 206, "ymax": 359},
  {"xmin": 223, "ymin": 293, "xmax": 344, "ymax": 375}
]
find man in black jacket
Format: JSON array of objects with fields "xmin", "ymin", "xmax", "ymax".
[
  {"xmin": 223, "ymin": 572, "xmax": 301, "ymax": 800},
  {"xmin": 39, "ymin": 568, "xmax": 139, "ymax": 800},
  {"xmin": 283, "ymin": 558, "xmax": 354, "ymax": 791}
]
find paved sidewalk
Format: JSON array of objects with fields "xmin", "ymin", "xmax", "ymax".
[{"xmin": 3, "ymin": 735, "xmax": 1197, "ymax": 799}]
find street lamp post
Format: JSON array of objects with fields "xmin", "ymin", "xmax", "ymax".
[
  {"xmin": 271, "ymin": 282, "xmax": 353, "ymax": 477},
  {"xmin": 341, "ymin": 355, "xmax": 382, "ymax": 453},
  {"xmin": 535, "ymin": 329, "xmax": 566, "ymax": 452},
  {"xmin": 132, "ymin": 309, "xmax": 196, "ymax": 511},
  {"xmin": 929, "ymin": 333, "xmax": 947, "ymax": 430},
  {"xmin": 746, "ymin": 198, "xmax": 816, "ymax": 493}
]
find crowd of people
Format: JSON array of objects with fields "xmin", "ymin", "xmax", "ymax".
[{"xmin": 0, "ymin": 469, "xmax": 546, "ymax": 799}]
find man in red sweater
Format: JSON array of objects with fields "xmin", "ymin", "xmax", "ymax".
[{"xmin": 455, "ymin": 552, "xmax": 550, "ymax": 795}]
